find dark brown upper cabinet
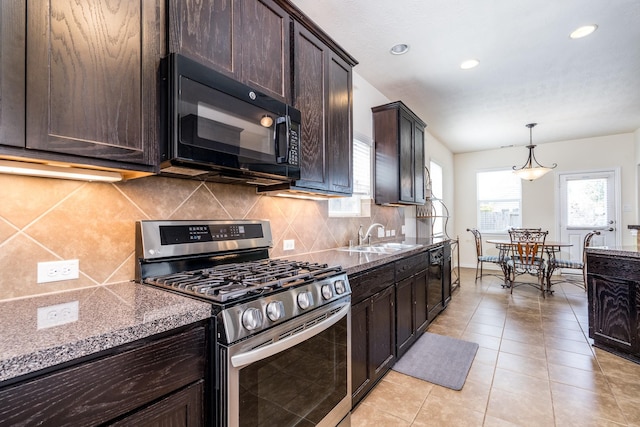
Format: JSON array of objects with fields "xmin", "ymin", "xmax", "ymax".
[
  {"xmin": 168, "ymin": 0, "xmax": 291, "ymax": 103},
  {"xmin": 289, "ymin": 22, "xmax": 353, "ymax": 195},
  {"xmin": 0, "ymin": 2, "xmax": 25, "ymax": 148},
  {"xmin": 21, "ymin": 0, "xmax": 161, "ymax": 174},
  {"xmin": 373, "ymin": 101, "xmax": 426, "ymax": 205}
]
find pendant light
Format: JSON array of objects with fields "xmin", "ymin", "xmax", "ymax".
[{"xmin": 512, "ymin": 123, "xmax": 557, "ymax": 181}]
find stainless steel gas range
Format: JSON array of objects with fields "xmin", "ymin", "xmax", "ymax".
[{"xmin": 135, "ymin": 219, "xmax": 352, "ymax": 427}]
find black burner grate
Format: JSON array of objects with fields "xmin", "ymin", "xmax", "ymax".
[{"xmin": 144, "ymin": 259, "xmax": 341, "ymax": 303}]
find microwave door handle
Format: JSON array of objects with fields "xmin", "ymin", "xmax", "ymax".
[{"xmin": 274, "ymin": 115, "xmax": 290, "ymax": 164}]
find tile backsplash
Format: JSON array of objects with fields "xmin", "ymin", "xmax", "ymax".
[{"xmin": 0, "ymin": 174, "xmax": 404, "ymax": 301}]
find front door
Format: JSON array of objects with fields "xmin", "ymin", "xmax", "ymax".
[{"xmin": 558, "ymin": 170, "xmax": 618, "ymax": 260}]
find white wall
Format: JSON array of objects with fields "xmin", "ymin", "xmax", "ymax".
[
  {"xmin": 422, "ymin": 132, "xmax": 455, "ymax": 238},
  {"xmin": 352, "ymin": 72, "xmax": 390, "ymax": 140},
  {"xmin": 455, "ymin": 133, "xmax": 637, "ymax": 269},
  {"xmin": 635, "ymin": 128, "xmax": 640, "ymax": 223},
  {"xmin": 352, "ymin": 71, "xmax": 456, "ymax": 239}
]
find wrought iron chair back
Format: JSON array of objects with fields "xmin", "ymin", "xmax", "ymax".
[{"xmin": 507, "ymin": 229, "xmax": 548, "ymax": 293}]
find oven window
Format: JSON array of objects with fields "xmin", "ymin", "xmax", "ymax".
[{"xmin": 238, "ymin": 316, "xmax": 348, "ymax": 426}]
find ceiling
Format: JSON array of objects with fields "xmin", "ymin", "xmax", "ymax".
[{"xmin": 290, "ymin": 0, "xmax": 640, "ymax": 153}]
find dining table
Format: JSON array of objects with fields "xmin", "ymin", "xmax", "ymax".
[{"xmin": 486, "ymin": 239, "xmax": 573, "ymax": 293}]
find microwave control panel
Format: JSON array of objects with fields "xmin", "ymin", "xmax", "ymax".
[{"xmin": 289, "ymin": 123, "xmax": 299, "ymax": 166}]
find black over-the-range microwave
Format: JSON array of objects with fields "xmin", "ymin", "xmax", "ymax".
[{"xmin": 160, "ymin": 53, "xmax": 301, "ymax": 185}]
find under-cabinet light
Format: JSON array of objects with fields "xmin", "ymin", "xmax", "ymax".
[{"xmin": 0, "ymin": 160, "xmax": 122, "ymax": 182}]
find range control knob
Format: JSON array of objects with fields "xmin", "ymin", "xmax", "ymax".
[
  {"xmin": 266, "ymin": 301, "xmax": 285, "ymax": 321},
  {"xmin": 242, "ymin": 308, "xmax": 263, "ymax": 331},
  {"xmin": 297, "ymin": 291, "xmax": 314, "ymax": 310},
  {"xmin": 334, "ymin": 279, "xmax": 347, "ymax": 295},
  {"xmin": 321, "ymin": 284, "xmax": 334, "ymax": 300}
]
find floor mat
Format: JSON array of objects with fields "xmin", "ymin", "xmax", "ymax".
[{"xmin": 392, "ymin": 332, "xmax": 479, "ymax": 390}]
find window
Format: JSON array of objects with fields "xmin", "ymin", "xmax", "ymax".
[
  {"xmin": 429, "ymin": 161, "xmax": 444, "ymax": 236},
  {"xmin": 328, "ymin": 135, "xmax": 371, "ymax": 217},
  {"xmin": 477, "ymin": 170, "xmax": 521, "ymax": 233}
]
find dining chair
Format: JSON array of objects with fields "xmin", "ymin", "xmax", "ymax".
[
  {"xmin": 547, "ymin": 230, "xmax": 601, "ymax": 291},
  {"xmin": 507, "ymin": 229, "xmax": 548, "ymax": 294},
  {"xmin": 466, "ymin": 228, "xmax": 505, "ymax": 282}
]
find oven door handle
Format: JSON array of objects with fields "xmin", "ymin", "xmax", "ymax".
[{"xmin": 230, "ymin": 302, "xmax": 349, "ymax": 368}]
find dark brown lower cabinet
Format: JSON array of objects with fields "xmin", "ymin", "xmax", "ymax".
[
  {"xmin": 111, "ymin": 381, "xmax": 204, "ymax": 427},
  {"xmin": 395, "ymin": 251, "xmax": 429, "ymax": 359},
  {"xmin": 0, "ymin": 322, "xmax": 207, "ymax": 426},
  {"xmin": 587, "ymin": 252, "xmax": 640, "ymax": 362},
  {"xmin": 395, "ymin": 270, "xmax": 428, "ymax": 358},
  {"xmin": 351, "ymin": 281, "xmax": 395, "ymax": 406},
  {"xmin": 350, "ymin": 243, "xmax": 453, "ymax": 406}
]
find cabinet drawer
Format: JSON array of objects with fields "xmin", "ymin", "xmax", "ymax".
[
  {"xmin": 350, "ymin": 262, "xmax": 395, "ymax": 303},
  {"xmin": 395, "ymin": 251, "xmax": 428, "ymax": 282},
  {"xmin": 587, "ymin": 254, "xmax": 640, "ymax": 281},
  {"xmin": 0, "ymin": 324, "xmax": 206, "ymax": 426}
]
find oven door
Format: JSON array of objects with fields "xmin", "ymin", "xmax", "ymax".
[{"xmin": 219, "ymin": 298, "xmax": 351, "ymax": 427}]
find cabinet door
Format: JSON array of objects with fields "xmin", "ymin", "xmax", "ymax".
[
  {"xmin": 26, "ymin": 0, "xmax": 160, "ymax": 165},
  {"xmin": 351, "ymin": 297, "xmax": 370, "ymax": 402},
  {"xmin": 168, "ymin": 0, "xmax": 241, "ymax": 79},
  {"xmin": 399, "ymin": 111, "xmax": 414, "ymax": 202},
  {"xmin": 414, "ymin": 122, "xmax": 425, "ymax": 204},
  {"xmin": 240, "ymin": 0, "xmax": 290, "ymax": 102},
  {"xmin": 396, "ymin": 276, "xmax": 415, "ymax": 357},
  {"xmin": 414, "ymin": 269, "xmax": 428, "ymax": 332},
  {"xmin": 292, "ymin": 22, "xmax": 327, "ymax": 191},
  {"xmin": 592, "ymin": 275, "xmax": 636, "ymax": 353},
  {"xmin": 326, "ymin": 53, "xmax": 353, "ymax": 194},
  {"xmin": 110, "ymin": 381, "xmax": 204, "ymax": 427},
  {"xmin": 0, "ymin": 1, "xmax": 25, "ymax": 147},
  {"xmin": 370, "ymin": 285, "xmax": 395, "ymax": 378}
]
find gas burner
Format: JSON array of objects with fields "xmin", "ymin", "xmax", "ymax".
[{"xmin": 144, "ymin": 259, "xmax": 340, "ymax": 303}]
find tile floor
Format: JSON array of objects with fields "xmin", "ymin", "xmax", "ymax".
[{"xmin": 351, "ymin": 268, "xmax": 640, "ymax": 426}]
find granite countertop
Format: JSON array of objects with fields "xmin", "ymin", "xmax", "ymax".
[
  {"xmin": 281, "ymin": 237, "xmax": 449, "ymax": 275},
  {"xmin": 0, "ymin": 237, "xmax": 448, "ymax": 385},
  {"xmin": 0, "ymin": 282, "xmax": 212, "ymax": 383},
  {"xmin": 586, "ymin": 245, "xmax": 640, "ymax": 259}
]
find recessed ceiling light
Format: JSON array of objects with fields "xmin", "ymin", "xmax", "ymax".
[
  {"xmin": 570, "ymin": 24, "xmax": 598, "ymax": 39},
  {"xmin": 460, "ymin": 59, "xmax": 480, "ymax": 70},
  {"xmin": 390, "ymin": 44, "xmax": 409, "ymax": 55}
]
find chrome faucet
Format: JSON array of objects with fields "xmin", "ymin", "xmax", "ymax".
[{"xmin": 358, "ymin": 223, "xmax": 385, "ymax": 246}]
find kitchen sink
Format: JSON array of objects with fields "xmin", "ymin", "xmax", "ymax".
[{"xmin": 337, "ymin": 242, "xmax": 422, "ymax": 254}]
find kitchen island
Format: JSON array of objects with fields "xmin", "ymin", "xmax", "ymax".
[{"xmin": 586, "ymin": 245, "xmax": 640, "ymax": 364}]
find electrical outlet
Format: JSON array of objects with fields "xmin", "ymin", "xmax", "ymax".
[
  {"xmin": 401, "ymin": 225, "xmax": 406, "ymax": 234},
  {"xmin": 391, "ymin": 230, "xmax": 396, "ymax": 236},
  {"xmin": 378, "ymin": 228, "xmax": 385, "ymax": 238},
  {"xmin": 37, "ymin": 301, "xmax": 79, "ymax": 329},
  {"xmin": 283, "ymin": 239, "xmax": 295, "ymax": 251},
  {"xmin": 37, "ymin": 259, "xmax": 79, "ymax": 284}
]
